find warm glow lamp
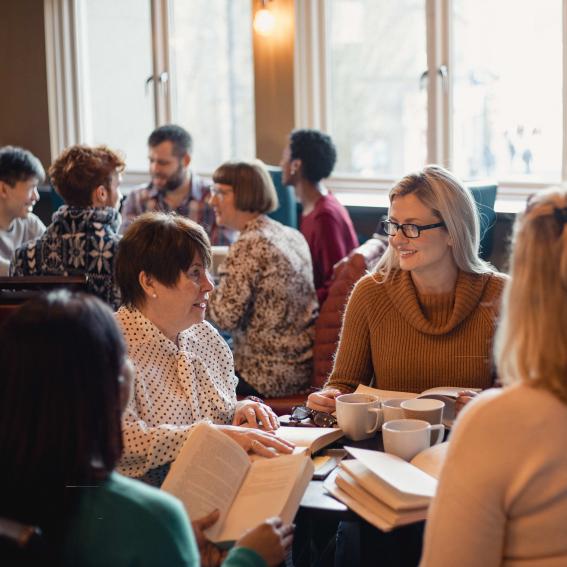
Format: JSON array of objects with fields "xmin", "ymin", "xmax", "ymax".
[{"xmin": 254, "ymin": 0, "xmax": 275, "ymax": 36}]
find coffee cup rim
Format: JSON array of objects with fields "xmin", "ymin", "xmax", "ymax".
[
  {"xmin": 336, "ymin": 393, "xmax": 380, "ymax": 404},
  {"xmin": 382, "ymin": 418, "xmax": 430, "ymax": 432},
  {"xmin": 400, "ymin": 398, "xmax": 445, "ymax": 410}
]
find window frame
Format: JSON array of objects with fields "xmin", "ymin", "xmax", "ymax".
[{"xmin": 294, "ymin": 0, "xmax": 567, "ymax": 207}]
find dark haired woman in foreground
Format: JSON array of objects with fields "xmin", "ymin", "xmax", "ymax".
[{"xmin": 0, "ymin": 291, "xmax": 292, "ymax": 565}]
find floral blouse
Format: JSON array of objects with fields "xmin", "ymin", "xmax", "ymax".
[
  {"xmin": 115, "ymin": 306, "xmax": 237, "ymax": 485},
  {"xmin": 208, "ymin": 215, "xmax": 318, "ymax": 397}
]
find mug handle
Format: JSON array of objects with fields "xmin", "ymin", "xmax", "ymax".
[
  {"xmin": 366, "ymin": 408, "xmax": 384, "ymax": 434},
  {"xmin": 428, "ymin": 423, "xmax": 445, "ymax": 446}
]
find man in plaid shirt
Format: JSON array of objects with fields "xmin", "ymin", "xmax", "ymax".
[{"xmin": 120, "ymin": 124, "xmax": 235, "ymax": 245}]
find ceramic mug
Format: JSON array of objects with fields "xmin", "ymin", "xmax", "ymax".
[
  {"xmin": 336, "ymin": 393, "xmax": 383, "ymax": 441},
  {"xmin": 382, "ymin": 418, "xmax": 445, "ymax": 461},
  {"xmin": 381, "ymin": 398, "xmax": 406, "ymax": 422},
  {"xmin": 401, "ymin": 398, "xmax": 445, "ymax": 425}
]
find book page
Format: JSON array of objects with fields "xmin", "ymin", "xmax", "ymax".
[
  {"xmin": 324, "ymin": 470, "xmax": 395, "ymax": 532},
  {"xmin": 409, "ymin": 441, "xmax": 449, "ymax": 480},
  {"xmin": 161, "ymin": 423, "xmax": 250, "ymax": 540},
  {"xmin": 420, "ymin": 386, "xmax": 481, "ymax": 398},
  {"xmin": 218, "ymin": 453, "xmax": 312, "ymax": 542},
  {"xmin": 345, "ymin": 447, "xmax": 437, "ymax": 498},
  {"xmin": 335, "ymin": 468, "xmax": 427, "ymax": 527},
  {"xmin": 276, "ymin": 426, "xmax": 344, "ymax": 454},
  {"xmin": 340, "ymin": 460, "xmax": 430, "ymax": 511},
  {"xmin": 355, "ymin": 384, "xmax": 417, "ymax": 400}
]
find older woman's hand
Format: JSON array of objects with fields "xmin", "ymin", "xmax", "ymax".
[
  {"xmin": 218, "ymin": 425, "xmax": 295, "ymax": 458},
  {"xmin": 233, "ymin": 399, "xmax": 279, "ymax": 431},
  {"xmin": 306, "ymin": 388, "xmax": 343, "ymax": 413}
]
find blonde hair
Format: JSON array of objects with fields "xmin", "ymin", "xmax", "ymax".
[
  {"xmin": 494, "ymin": 187, "xmax": 567, "ymax": 403},
  {"xmin": 375, "ymin": 164, "xmax": 493, "ymax": 280}
]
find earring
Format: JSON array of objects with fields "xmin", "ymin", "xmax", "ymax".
[{"xmin": 152, "ymin": 293, "xmax": 157, "ymax": 299}]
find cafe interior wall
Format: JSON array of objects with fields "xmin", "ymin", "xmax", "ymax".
[{"xmin": 0, "ymin": 0, "xmax": 513, "ymax": 271}]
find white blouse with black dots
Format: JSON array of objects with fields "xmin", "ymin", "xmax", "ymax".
[{"xmin": 115, "ymin": 306, "xmax": 238, "ymax": 480}]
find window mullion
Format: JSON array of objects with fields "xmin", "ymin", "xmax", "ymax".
[
  {"xmin": 426, "ymin": 0, "xmax": 450, "ymax": 167},
  {"xmin": 294, "ymin": 0, "xmax": 327, "ymax": 130},
  {"xmin": 150, "ymin": 0, "xmax": 171, "ymax": 125},
  {"xmin": 562, "ymin": 0, "xmax": 567, "ymax": 182}
]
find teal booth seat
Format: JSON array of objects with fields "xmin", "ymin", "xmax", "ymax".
[
  {"xmin": 266, "ymin": 165, "xmax": 299, "ymax": 229},
  {"xmin": 36, "ymin": 185, "xmax": 64, "ymax": 225},
  {"xmin": 467, "ymin": 181, "xmax": 497, "ymax": 261}
]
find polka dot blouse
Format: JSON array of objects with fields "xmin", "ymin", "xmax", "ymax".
[{"xmin": 115, "ymin": 306, "xmax": 238, "ymax": 481}]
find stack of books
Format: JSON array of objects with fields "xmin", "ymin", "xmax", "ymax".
[{"xmin": 324, "ymin": 443, "xmax": 448, "ymax": 532}]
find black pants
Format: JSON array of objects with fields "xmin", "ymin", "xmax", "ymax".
[{"xmin": 335, "ymin": 520, "xmax": 425, "ymax": 567}]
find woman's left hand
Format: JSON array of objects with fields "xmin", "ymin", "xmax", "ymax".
[
  {"xmin": 233, "ymin": 399, "xmax": 279, "ymax": 431},
  {"xmin": 455, "ymin": 390, "xmax": 479, "ymax": 416}
]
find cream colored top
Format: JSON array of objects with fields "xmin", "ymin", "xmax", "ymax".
[
  {"xmin": 421, "ymin": 383, "xmax": 567, "ymax": 567},
  {"xmin": 115, "ymin": 306, "xmax": 237, "ymax": 484}
]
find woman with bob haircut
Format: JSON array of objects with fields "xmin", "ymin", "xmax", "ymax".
[
  {"xmin": 421, "ymin": 187, "xmax": 567, "ymax": 566},
  {"xmin": 207, "ymin": 160, "xmax": 317, "ymax": 398},
  {"xmin": 114, "ymin": 212, "xmax": 292, "ymax": 487},
  {"xmin": 0, "ymin": 291, "xmax": 293, "ymax": 566},
  {"xmin": 308, "ymin": 164, "xmax": 507, "ymax": 413}
]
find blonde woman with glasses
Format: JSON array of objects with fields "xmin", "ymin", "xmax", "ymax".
[
  {"xmin": 308, "ymin": 164, "xmax": 507, "ymax": 413},
  {"xmin": 421, "ymin": 187, "xmax": 567, "ymax": 566}
]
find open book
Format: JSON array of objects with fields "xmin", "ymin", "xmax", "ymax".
[
  {"xmin": 275, "ymin": 426, "xmax": 344, "ymax": 455},
  {"xmin": 355, "ymin": 384, "xmax": 481, "ymax": 427},
  {"xmin": 162, "ymin": 422, "xmax": 314, "ymax": 544},
  {"xmin": 324, "ymin": 443, "xmax": 448, "ymax": 532}
]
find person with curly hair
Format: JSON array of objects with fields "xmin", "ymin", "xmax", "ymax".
[
  {"xmin": 11, "ymin": 144, "xmax": 124, "ymax": 309},
  {"xmin": 280, "ymin": 128, "xmax": 358, "ymax": 304}
]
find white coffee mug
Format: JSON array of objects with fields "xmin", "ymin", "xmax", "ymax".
[
  {"xmin": 336, "ymin": 393, "xmax": 383, "ymax": 441},
  {"xmin": 382, "ymin": 418, "xmax": 444, "ymax": 461},
  {"xmin": 401, "ymin": 398, "xmax": 445, "ymax": 425},
  {"xmin": 382, "ymin": 398, "xmax": 406, "ymax": 422}
]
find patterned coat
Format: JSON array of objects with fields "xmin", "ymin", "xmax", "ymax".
[
  {"xmin": 208, "ymin": 215, "xmax": 318, "ymax": 397},
  {"xmin": 11, "ymin": 206, "xmax": 122, "ymax": 310}
]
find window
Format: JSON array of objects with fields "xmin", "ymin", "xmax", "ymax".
[
  {"xmin": 452, "ymin": 0, "xmax": 562, "ymax": 183},
  {"xmin": 300, "ymin": 0, "xmax": 565, "ymax": 194},
  {"xmin": 169, "ymin": 0, "xmax": 255, "ymax": 172},
  {"xmin": 326, "ymin": 0, "xmax": 427, "ymax": 178},
  {"xmin": 49, "ymin": 0, "xmax": 255, "ymax": 174},
  {"xmin": 77, "ymin": 0, "xmax": 154, "ymax": 170}
]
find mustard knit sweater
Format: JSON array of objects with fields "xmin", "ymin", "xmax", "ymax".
[{"xmin": 326, "ymin": 269, "xmax": 507, "ymax": 393}]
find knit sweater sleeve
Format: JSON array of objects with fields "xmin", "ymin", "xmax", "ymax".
[{"xmin": 324, "ymin": 274, "xmax": 377, "ymax": 392}]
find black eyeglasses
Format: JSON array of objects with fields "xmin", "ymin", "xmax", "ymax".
[
  {"xmin": 290, "ymin": 406, "xmax": 337, "ymax": 427},
  {"xmin": 381, "ymin": 220, "xmax": 446, "ymax": 239}
]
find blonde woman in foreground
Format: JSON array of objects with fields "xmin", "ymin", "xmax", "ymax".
[{"xmin": 421, "ymin": 187, "xmax": 567, "ymax": 566}]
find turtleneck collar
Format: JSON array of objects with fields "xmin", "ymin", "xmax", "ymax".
[{"xmin": 383, "ymin": 269, "xmax": 493, "ymax": 335}]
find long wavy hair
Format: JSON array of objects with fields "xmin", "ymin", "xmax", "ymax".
[
  {"xmin": 494, "ymin": 187, "xmax": 567, "ymax": 403},
  {"xmin": 375, "ymin": 165, "xmax": 493, "ymax": 280}
]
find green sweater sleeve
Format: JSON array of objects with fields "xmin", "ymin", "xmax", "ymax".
[{"xmin": 223, "ymin": 547, "xmax": 268, "ymax": 567}]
